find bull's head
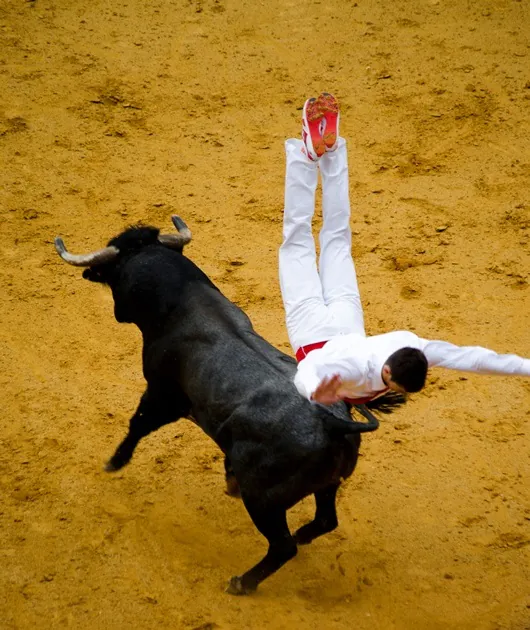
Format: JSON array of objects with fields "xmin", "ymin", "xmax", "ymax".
[
  {"xmin": 55, "ymin": 215, "xmax": 194, "ymax": 325},
  {"xmin": 54, "ymin": 215, "xmax": 192, "ymax": 282}
]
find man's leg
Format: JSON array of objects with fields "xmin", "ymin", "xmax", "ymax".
[
  {"xmin": 279, "ymin": 139, "xmax": 331, "ymax": 352},
  {"xmin": 319, "ymin": 137, "xmax": 366, "ymax": 336}
]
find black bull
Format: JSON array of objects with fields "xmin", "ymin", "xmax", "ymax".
[{"xmin": 55, "ymin": 216, "xmax": 392, "ymax": 595}]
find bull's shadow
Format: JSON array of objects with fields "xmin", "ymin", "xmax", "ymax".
[{"xmin": 55, "ymin": 215, "xmax": 400, "ymax": 595}]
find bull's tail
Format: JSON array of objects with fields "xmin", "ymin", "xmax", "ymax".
[{"xmin": 321, "ymin": 404, "xmax": 379, "ymax": 435}]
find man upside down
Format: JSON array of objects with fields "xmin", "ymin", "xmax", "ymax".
[{"xmin": 279, "ymin": 93, "xmax": 530, "ymax": 405}]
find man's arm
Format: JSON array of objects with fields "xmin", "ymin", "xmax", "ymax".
[
  {"xmin": 311, "ymin": 375, "xmax": 344, "ymax": 405},
  {"xmin": 294, "ymin": 353, "xmax": 366, "ymax": 403},
  {"xmin": 295, "ymin": 366, "xmax": 344, "ymax": 404},
  {"xmin": 293, "ymin": 360, "xmax": 322, "ymax": 401},
  {"xmin": 421, "ymin": 339, "xmax": 530, "ymax": 376}
]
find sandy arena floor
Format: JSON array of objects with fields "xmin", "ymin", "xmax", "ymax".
[{"xmin": 1, "ymin": 0, "xmax": 529, "ymax": 628}]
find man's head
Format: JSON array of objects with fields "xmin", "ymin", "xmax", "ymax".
[{"xmin": 382, "ymin": 347, "xmax": 428, "ymax": 394}]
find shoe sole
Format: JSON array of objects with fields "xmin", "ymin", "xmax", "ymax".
[
  {"xmin": 317, "ymin": 93, "xmax": 340, "ymax": 151},
  {"xmin": 303, "ymin": 98, "xmax": 326, "ymax": 159}
]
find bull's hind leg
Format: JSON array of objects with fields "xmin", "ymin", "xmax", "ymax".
[
  {"xmin": 226, "ymin": 502, "xmax": 297, "ymax": 595},
  {"xmin": 294, "ymin": 483, "xmax": 340, "ymax": 545},
  {"xmin": 105, "ymin": 387, "xmax": 190, "ymax": 472}
]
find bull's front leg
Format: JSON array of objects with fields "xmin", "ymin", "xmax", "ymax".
[{"xmin": 105, "ymin": 387, "xmax": 190, "ymax": 472}]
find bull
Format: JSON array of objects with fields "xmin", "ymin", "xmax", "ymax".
[{"xmin": 55, "ymin": 215, "xmax": 394, "ymax": 594}]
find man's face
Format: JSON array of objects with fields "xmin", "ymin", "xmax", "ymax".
[
  {"xmin": 381, "ymin": 365, "xmax": 408, "ymax": 395},
  {"xmin": 386, "ymin": 378, "xmax": 408, "ymax": 395}
]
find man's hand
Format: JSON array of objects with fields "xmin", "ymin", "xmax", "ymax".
[{"xmin": 311, "ymin": 374, "xmax": 343, "ymax": 405}]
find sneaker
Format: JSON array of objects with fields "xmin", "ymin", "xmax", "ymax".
[
  {"xmin": 302, "ymin": 97, "xmax": 326, "ymax": 161},
  {"xmin": 318, "ymin": 92, "xmax": 340, "ymax": 152}
]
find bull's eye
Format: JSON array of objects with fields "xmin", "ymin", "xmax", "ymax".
[{"xmin": 82, "ymin": 268, "xmax": 103, "ymax": 282}]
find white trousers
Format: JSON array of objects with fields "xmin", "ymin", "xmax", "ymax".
[{"xmin": 279, "ymin": 138, "xmax": 366, "ymax": 353}]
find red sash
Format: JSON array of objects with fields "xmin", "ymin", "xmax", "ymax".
[
  {"xmin": 295, "ymin": 340, "xmax": 329, "ymax": 362},
  {"xmin": 295, "ymin": 340, "xmax": 388, "ymax": 404}
]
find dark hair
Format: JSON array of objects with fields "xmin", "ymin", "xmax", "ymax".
[{"xmin": 386, "ymin": 347, "xmax": 428, "ymax": 393}]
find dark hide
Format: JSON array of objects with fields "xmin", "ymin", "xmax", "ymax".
[{"xmin": 69, "ymin": 222, "xmax": 388, "ymax": 595}]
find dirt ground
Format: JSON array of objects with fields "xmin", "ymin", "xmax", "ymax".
[{"xmin": 1, "ymin": 0, "xmax": 529, "ymax": 628}]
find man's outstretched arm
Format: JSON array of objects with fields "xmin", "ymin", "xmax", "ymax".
[{"xmin": 421, "ymin": 339, "xmax": 530, "ymax": 376}]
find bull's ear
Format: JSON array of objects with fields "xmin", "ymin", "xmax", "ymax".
[{"xmin": 82, "ymin": 268, "xmax": 105, "ymax": 283}]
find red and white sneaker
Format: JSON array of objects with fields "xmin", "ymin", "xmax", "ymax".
[
  {"xmin": 302, "ymin": 97, "xmax": 326, "ymax": 161},
  {"xmin": 318, "ymin": 92, "xmax": 340, "ymax": 152}
]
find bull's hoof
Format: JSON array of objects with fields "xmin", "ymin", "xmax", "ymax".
[
  {"xmin": 294, "ymin": 531, "xmax": 313, "ymax": 546},
  {"xmin": 225, "ymin": 576, "xmax": 255, "ymax": 596},
  {"xmin": 104, "ymin": 457, "xmax": 124, "ymax": 472}
]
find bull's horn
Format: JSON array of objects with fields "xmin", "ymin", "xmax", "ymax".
[
  {"xmin": 54, "ymin": 237, "xmax": 119, "ymax": 267},
  {"xmin": 157, "ymin": 215, "xmax": 192, "ymax": 249}
]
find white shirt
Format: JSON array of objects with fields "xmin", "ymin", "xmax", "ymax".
[{"xmin": 293, "ymin": 330, "xmax": 530, "ymax": 401}]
